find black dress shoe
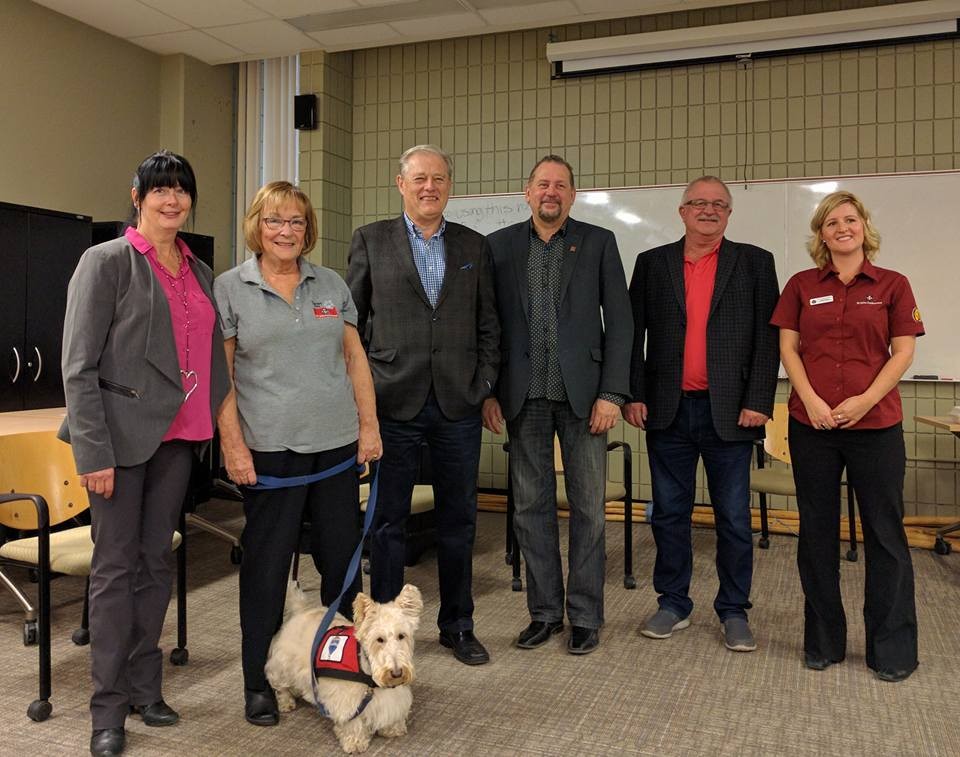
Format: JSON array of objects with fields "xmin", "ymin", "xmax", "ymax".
[
  {"xmin": 244, "ymin": 688, "xmax": 279, "ymax": 726},
  {"xmin": 516, "ymin": 620, "xmax": 564, "ymax": 649},
  {"xmin": 872, "ymin": 665, "xmax": 916, "ymax": 682},
  {"xmin": 90, "ymin": 727, "xmax": 125, "ymax": 756},
  {"xmin": 130, "ymin": 699, "xmax": 179, "ymax": 726},
  {"xmin": 804, "ymin": 654, "xmax": 843, "ymax": 671},
  {"xmin": 567, "ymin": 626, "xmax": 599, "ymax": 655},
  {"xmin": 439, "ymin": 629, "xmax": 490, "ymax": 665}
]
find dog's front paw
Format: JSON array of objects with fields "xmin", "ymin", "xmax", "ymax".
[
  {"xmin": 379, "ymin": 719, "xmax": 408, "ymax": 738},
  {"xmin": 334, "ymin": 723, "xmax": 372, "ymax": 754},
  {"xmin": 275, "ymin": 689, "xmax": 297, "ymax": 713}
]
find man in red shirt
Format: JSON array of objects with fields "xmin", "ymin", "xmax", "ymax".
[{"xmin": 623, "ymin": 176, "xmax": 780, "ymax": 652}]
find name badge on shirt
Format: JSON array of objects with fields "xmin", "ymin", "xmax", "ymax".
[
  {"xmin": 809, "ymin": 295, "xmax": 834, "ymax": 306},
  {"xmin": 313, "ymin": 300, "xmax": 340, "ymax": 318}
]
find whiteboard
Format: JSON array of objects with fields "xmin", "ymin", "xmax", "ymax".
[{"xmin": 446, "ymin": 172, "xmax": 960, "ymax": 379}]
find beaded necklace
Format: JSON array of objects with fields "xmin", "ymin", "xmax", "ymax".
[{"xmin": 155, "ymin": 247, "xmax": 199, "ymax": 403}]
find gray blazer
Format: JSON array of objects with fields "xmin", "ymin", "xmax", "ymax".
[
  {"xmin": 487, "ymin": 217, "xmax": 634, "ymax": 421},
  {"xmin": 628, "ymin": 237, "xmax": 780, "ymax": 442},
  {"xmin": 346, "ymin": 216, "xmax": 500, "ymax": 422},
  {"xmin": 58, "ymin": 236, "xmax": 230, "ymax": 474}
]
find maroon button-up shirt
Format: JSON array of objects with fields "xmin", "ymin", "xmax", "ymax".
[{"xmin": 770, "ymin": 259, "xmax": 924, "ymax": 429}]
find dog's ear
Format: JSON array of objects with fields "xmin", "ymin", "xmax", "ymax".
[
  {"xmin": 396, "ymin": 584, "xmax": 423, "ymax": 618},
  {"xmin": 353, "ymin": 592, "xmax": 373, "ymax": 626}
]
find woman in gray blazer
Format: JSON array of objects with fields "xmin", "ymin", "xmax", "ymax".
[{"xmin": 60, "ymin": 151, "xmax": 229, "ymax": 757}]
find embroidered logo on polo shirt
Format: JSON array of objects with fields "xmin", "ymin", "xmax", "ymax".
[
  {"xmin": 855, "ymin": 294, "xmax": 883, "ymax": 305},
  {"xmin": 313, "ymin": 300, "xmax": 340, "ymax": 318},
  {"xmin": 913, "ymin": 307, "xmax": 922, "ymax": 322}
]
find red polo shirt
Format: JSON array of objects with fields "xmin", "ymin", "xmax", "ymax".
[
  {"xmin": 770, "ymin": 259, "xmax": 924, "ymax": 429},
  {"xmin": 681, "ymin": 243, "xmax": 720, "ymax": 391}
]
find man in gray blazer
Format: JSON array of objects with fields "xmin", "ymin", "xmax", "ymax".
[
  {"xmin": 346, "ymin": 145, "xmax": 499, "ymax": 666},
  {"xmin": 482, "ymin": 155, "xmax": 633, "ymax": 655},
  {"xmin": 623, "ymin": 176, "xmax": 779, "ymax": 652}
]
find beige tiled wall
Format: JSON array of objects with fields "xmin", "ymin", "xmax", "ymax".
[{"xmin": 299, "ymin": 0, "xmax": 960, "ymax": 516}]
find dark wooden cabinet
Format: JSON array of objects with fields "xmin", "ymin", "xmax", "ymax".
[{"xmin": 0, "ymin": 202, "xmax": 91, "ymax": 411}]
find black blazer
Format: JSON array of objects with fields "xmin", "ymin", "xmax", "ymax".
[
  {"xmin": 628, "ymin": 237, "xmax": 780, "ymax": 442},
  {"xmin": 487, "ymin": 218, "xmax": 633, "ymax": 421},
  {"xmin": 346, "ymin": 216, "xmax": 500, "ymax": 422}
]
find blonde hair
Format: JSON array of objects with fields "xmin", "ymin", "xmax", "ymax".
[
  {"xmin": 807, "ymin": 190, "xmax": 880, "ymax": 268},
  {"xmin": 243, "ymin": 181, "xmax": 318, "ymax": 256}
]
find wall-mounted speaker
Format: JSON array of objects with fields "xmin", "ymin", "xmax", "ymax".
[{"xmin": 294, "ymin": 94, "xmax": 318, "ymax": 130}]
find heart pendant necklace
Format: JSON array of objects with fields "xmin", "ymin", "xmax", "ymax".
[{"xmin": 156, "ymin": 248, "xmax": 199, "ymax": 403}]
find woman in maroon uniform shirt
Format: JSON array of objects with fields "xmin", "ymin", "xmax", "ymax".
[{"xmin": 771, "ymin": 190, "xmax": 924, "ymax": 682}]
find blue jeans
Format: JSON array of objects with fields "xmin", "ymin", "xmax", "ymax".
[
  {"xmin": 647, "ymin": 396, "xmax": 753, "ymax": 621},
  {"xmin": 371, "ymin": 390, "xmax": 481, "ymax": 634},
  {"xmin": 507, "ymin": 399, "xmax": 608, "ymax": 628}
]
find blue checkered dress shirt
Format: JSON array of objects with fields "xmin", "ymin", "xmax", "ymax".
[{"xmin": 404, "ymin": 213, "xmax": 446, "ymax": 308}]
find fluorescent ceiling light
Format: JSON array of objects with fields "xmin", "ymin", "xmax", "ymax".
[{"xmin": 547, "ymin": 0, "xmax": 960, "ymax": 76}]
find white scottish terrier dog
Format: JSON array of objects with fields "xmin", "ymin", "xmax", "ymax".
[{"xmin": 265, "ymin": 583, "xmax": 423, "ymax": 754}]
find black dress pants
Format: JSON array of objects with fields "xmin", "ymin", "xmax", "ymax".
[
  {"xmin": 239, "ymin": 442, "xmax": 361, "ymax": 691},
  {"xmin": 789, "ymin": 419, "xmax": 918, "ymax": 673}
]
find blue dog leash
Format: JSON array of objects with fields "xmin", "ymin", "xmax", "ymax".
[{"xmin": 247, "ymin": 456, "xmax": 381, "ymax": 713}]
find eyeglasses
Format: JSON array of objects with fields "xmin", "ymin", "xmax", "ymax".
[
  {"xmin": 262, "ymin": 217, "xmax": 308, "ymax": 231},
  {"xmin": 684, "ymin": 199, "xmax": 731, "ymax": 211}
]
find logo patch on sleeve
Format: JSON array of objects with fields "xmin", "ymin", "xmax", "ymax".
[{"xmin": 913, "ymin": 307, "xmax": 922, "ymax": 322}]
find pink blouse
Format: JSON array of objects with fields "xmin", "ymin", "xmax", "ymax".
[{"xmin": 125, "ymin": 226, "xmax": 215, "ymax": 441}]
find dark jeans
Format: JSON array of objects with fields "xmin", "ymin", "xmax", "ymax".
[
  {"xmin": 647, "ymin": 396, "xmax": 754, "ymax": 621},
  {"xmin": 88, "ymin": 441, "xmax": 194, "ymax": 729},
  {"xmin": 372, "ymin": 391, "xmax": 481, "ymax": 633},
  {"xmin": 789, "ymin": 419, "xmax": 918, "ymax": 673},
  {"xmin": 239, "ymin": 442, "xmax": 361, "ymax": 691},
  {"xmin": 507, "ymin": 399, "xmax": 608, "ymax": 628}
]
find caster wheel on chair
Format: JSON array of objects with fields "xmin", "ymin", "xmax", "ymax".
[
  {"xmin": 504, "ymin": 552, "xmax": 513, "ymax": 566},
  {"xmin": 511, "ymin": 578, "xmax": 522, "ymax": 592},
  {"xmin": 846, "ymin": 549, "xmax": 858, "ymax": 562},
  {"xmin": 758, "ymin": 537, "xmax": 770, "ymax": 549},
  {"xmin": 72, "ymin": 628, "xmax": 90, "ymax": 646},
  {"xmin": 27, "ymin": 699, "xmax": 52, "ymax": 722},
  {"xmin": 230, "ymin": 545, "xmax": 243, "ymax": 565},
  {"xmin": 170, "ymin": 648, "xmax": 189, "ymax": 666},
  {"xmin": 935, "ymin": 537, "xmax": 952, "ymax": 555},
  {"xmin": 624, "ymin": 575, "xmax": 637, "ymax": 590},
  {"xmin": 23, "ymin": 620, "xmax": 38, "ymax": 646}
]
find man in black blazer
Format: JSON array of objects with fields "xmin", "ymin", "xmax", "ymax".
[
  {"xmin": 483, "ymin": 155, "xmax": 633, "ymax": 655},
  {"xmin": 347, "ymin": 145, "xmax": 499, "ymax": 665},
  {"xmin": 623, "ymin": 176, "xmax": 779, "ymax": 652}
]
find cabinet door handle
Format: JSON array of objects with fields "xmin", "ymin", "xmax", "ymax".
[
  {"xmin": 10, "ymin": 347, "xmax": 21, "ymax": 384},
  {"xmin": 32, "ymin": 346, "xmax": 42, "ymax": 382}
]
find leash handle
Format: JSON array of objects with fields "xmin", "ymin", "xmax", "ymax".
[
  {"xmin": 309, "ymin": 460, "xmax": 380, "ymax": 706},
  {"xmin": 246, "ymin": 456, "xmax": 362, "ymax": 490}
]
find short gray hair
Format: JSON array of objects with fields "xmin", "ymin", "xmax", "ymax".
[
  {"xmin": 398, "ymin": 144, "xmax": 453, "ymax": 178},
  {"xmin": 681, "ymin": 175, "xmax": 732, "ymax": 208}
]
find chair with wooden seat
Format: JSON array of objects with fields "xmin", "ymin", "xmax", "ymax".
[
  {"xmin": 749, "ymin": 402, "xmax": 859, "ymax": 560},
  {"xmin": 0, "ymin": 430, "xmax": 186, "ymax": 722},
  {"xmin": 504, "ymin": 436, "xmax": 635, "ymax": 591}
]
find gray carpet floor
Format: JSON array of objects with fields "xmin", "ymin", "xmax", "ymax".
[{"xmin": 1, "ymin": 501, "xmax": 958, "ymax": 756}]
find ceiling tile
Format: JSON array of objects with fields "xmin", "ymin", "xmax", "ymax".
[
  {"xmin": 137, "ymin": 0, "xmax": 270, "ymax": 28},
  {"xmin": 130, "ymin": 29, "xmax": 246, "ymax": 64},
  {"xmin": 205, "ymin": 19, "xmax": 319, "ymax": 55},
  {"xmin": 32, "ymin": 0, "xmax": 188, "ymax": 38},
  {"xmin": 306, "ymin": 23, "xmax": 401, "ymax": 49},
  {"xmin": 477, "ymin": 0, "xmax": 579, "ymax": 26}
]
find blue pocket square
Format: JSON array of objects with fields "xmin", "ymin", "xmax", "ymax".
[{"xmin": 459, "ymin": 262, "xmax": 474, "ymax": 270}]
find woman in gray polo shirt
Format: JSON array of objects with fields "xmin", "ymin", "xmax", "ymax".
[{"xmin": 214, "ymin": 181, "xmax": 381, "ymax": 726}]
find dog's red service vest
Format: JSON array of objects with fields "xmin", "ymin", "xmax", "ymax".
[{"xmin": 313, "ymin": 625, "xmax": 376, "ymax": 686}]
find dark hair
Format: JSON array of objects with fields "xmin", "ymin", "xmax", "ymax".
[
  {"xmin": 130, "ymin": 150, "xmax": 198, "ymax": 221},
  {"xmin": 527, "ymin": 154, "xmax": 576, "ymax": 189}
]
